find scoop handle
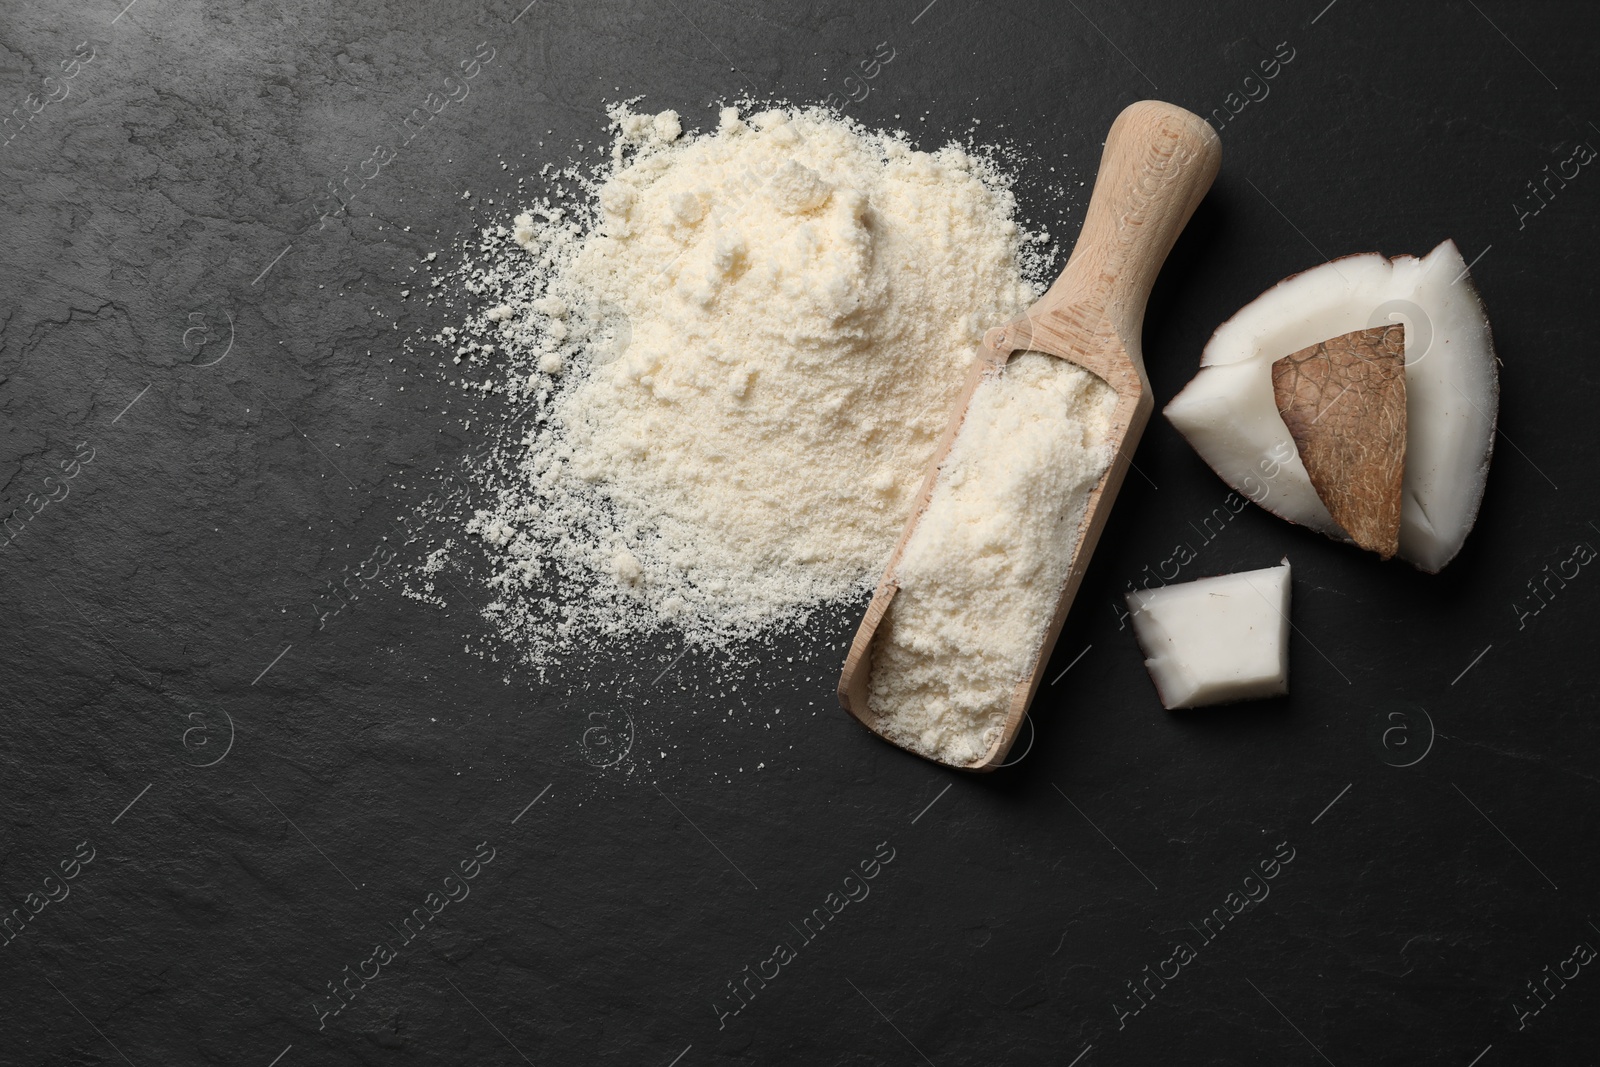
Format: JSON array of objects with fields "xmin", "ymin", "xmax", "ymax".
[{"xmin": 1039, "ymin": 101, "xmax": 1221, "ymax": 351}]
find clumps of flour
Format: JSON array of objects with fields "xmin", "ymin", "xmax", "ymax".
[
  {"xmin": 867, "ymin": 353, "xmax": 1117, "ymax": 764},
  {"xmin": 443, "ymin": 102, "xmax": 1057, "ymax": 670}
]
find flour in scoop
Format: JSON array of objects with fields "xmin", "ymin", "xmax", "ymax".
[
  {"xmin": 442, "ymin": 104, "xmax": 1058, "ymax": 670},
  {"xmin": 867, "ymin": 353, "xmax": 1116, "ymax": 764}
]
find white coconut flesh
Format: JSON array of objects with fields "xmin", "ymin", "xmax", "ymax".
[
  {"xmin": 1164, "ymin": 239, "xmax": 1498, "ymax": 572},
  {"xmin": 1127, "ymin": 559, "xmax": 1291, "ymax": 710}
]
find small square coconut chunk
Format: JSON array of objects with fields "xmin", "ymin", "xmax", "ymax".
[{"xmin": 1126, "ymin": 559, "xmax": 1291, "ymax": 709}]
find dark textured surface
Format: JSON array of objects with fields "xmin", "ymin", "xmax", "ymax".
[{"xmin": 2, "ymin": 1, "xmax": 1598, "ymax": 1065}]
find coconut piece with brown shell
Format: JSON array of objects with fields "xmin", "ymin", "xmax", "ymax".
[{"xmin": 1164, "ymin": 239, "xmax": 1497, "ymax": 572}]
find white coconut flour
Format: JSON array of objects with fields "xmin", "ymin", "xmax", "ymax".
[
  {"xmin": 446, "ymin": 103, "xmax": 1059, "ymax": 669},
  {"xmin": 868, "ymin": 353, "xmax": 1116, "ymax": 764}
]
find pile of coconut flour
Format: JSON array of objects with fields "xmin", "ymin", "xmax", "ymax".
[
  {"xmin": 868, "ymin": 354, "xmax": 1116, "ymax": 764},
  {"xmin": 442, "ymin": 103, "xmax": 1058, "ymax": 671}
]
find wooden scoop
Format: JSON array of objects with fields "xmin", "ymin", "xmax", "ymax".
[{"xmin": 837, "ymin": 100, "xmax": 1221, "ymax": 770}]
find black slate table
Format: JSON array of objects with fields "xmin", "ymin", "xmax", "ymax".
[{"xmin": 3, "ymin": 1, "xmax": 1597, "ymax": 1064}]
